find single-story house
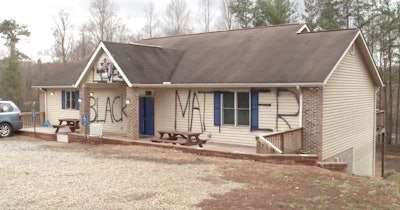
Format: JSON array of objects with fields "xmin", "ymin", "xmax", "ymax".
[{"xmin": 33, "ymin": 23, "xmax": 383, "ymax": 177}]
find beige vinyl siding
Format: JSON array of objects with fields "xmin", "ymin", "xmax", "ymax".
[
  {"xmin": 46, "ymin": 90, "xmax": 80, "ymax": 125},
  {"xmin": 154, "ymin": 88, "xmax": 300, "ymax": 147},
  {"xmin": 258, "ymin": 89, "xmax": 300, "ymax": 132},
  {"xmin": 89, "ymin": 88, "xmax": 127, "ymax": 133},
  {"xmin": 323, "ymin": 44, "xmax": 375, "ymax": 176},
  {"xmin": 258, "ymin": 91, "xmax": 276, "ymax": 131},
  {"xmin": 84, "ymin": 67, "xmax": 96, "ymax": 84},
  {"xmin": 47, "ymin": 88, "xmax": 127, "ymax": 133},
  {"xmin": 276, "ymin": 89, "xmax": 300, "ymax": 131},
  {"xmin": 80, "ymin": 59, "xmax": 128, "ymax": 133}
]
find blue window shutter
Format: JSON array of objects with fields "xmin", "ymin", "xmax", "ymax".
[
  {"xmin": 75, "ymin": 90, "xmax": 80, "ymax": 110},
  {"xmin": 214, "ymin": 92, "xmax": 221, "ymax": 126},
  {"xmin": 61, "ymin": 91, "xmax": 66, "ymax": 109},
  {"xmin": 251, "ymin": 91, "xmax": 258, "ymax": 129}
]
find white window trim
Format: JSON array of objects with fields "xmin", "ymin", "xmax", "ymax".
[
  {"xmin": 221, "ymin": 91, "xmax": 250, "ymax": 127},
  {"xmin": 65, "ymin": 91, "xmax": 77, "ymax": 110}
]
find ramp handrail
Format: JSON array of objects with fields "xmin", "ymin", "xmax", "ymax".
[
  {"xmin": 257, "ymin": 135, "xmax": 283, "ymax": 154},
  {"xmin": 256, "ymin": 127, "xmax": 304, "ymax": 154}
]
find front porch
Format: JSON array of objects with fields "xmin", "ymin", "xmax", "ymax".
[{"xmin": 19, "ymin": 126, "xmax": 319, "ymax": 167}]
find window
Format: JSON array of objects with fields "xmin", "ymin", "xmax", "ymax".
[
  {"xmin": 62, "ymin": 90, "xmax": 80, "ymax": 110},
  {"xmin": 0, "ymin": 103, "xmax": 13, "ymax": 112},
  {"xmin": 222, "ymin": 92, "xmax": 249, "ymax": 126},
  {"xmin": 237, "ymin": 92, "xmax": 250, "ymax": 125}
]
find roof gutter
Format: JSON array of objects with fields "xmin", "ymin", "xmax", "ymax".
[{"xmin": 130, "ymin": 82, "xmax": 324, "ymax": 88}]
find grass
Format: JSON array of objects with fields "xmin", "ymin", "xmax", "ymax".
[
  {"xmin": 315, "ymin": 179, "xmax": 358, "ymax": 196},
  {"xmin": 309, "ymin": 195, "xmax": 330, "ymax": 209},
  {"xmin": 393, "ymin": 191, "xmax": 400, "ymax": 200},
  {"xmin": 371, "ymin": 181, "xmax": 389, "ymax": 189}
]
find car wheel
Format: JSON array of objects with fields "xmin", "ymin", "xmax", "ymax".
[{"xmin": 0, "ymin": 123, "xmax": 13, "ymax": 137}]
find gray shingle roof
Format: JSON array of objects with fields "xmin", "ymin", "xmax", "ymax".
[
  {"xmin": 138, "ymin": 24, "xmax": 358, "ymax": 84},
  {"xmin": 102, "ymin": 42, "xmax": 183, "ymax": 84},
  {"xmin": 34, "ymin": 24, "xmax": 381, "ymax": 88},
  {"xmin": 32, "ymin": 57, "xmax": 89, "ymax": 87}
]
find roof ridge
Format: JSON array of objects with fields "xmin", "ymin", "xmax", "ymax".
[
  {"xmin": 305, "ymin": 28, "xmax": 359, "ymax": 34},
  {"xmin": 104, "ymin": 41, "xmax": 184, "ymax": 53},
  {"xmin": 141, "ymin": 23, "xmax": 305, "ymax": 41}
]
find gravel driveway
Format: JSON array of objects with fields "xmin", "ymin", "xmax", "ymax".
[{"xmin": 0, "ymin": 137, "xmax": 244, "ymax": 209}]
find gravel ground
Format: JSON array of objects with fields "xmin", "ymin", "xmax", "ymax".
[{"xmin": 0, "ymin": 139, "xmax": 245, "ymax": 210}]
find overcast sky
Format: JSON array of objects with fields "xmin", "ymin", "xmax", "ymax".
[{"xmin": 0, "ymin": 0, "xmax": 205, "ymax": 61}]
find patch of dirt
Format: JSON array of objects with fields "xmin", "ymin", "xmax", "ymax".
[{"xmin": 6, "ymin": 135, "xmax": 400, "ymax": 209}]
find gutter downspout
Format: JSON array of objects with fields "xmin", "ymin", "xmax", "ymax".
[
  {"xmin": 374, "ymin": 87, "xmax": 381, "ymax": 178},
  {"xmin": 297, "ymin": 85, "xmax": 303, "ymax": 127}
]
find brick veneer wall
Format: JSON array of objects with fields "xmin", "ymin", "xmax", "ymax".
[
  {"xmin": 126, "ymin": 87, "xmax": 139, "ymax": 139},
  {"xmin": 79, "ymin": 85, "xmax": 90, "ymax": 134},
  {"xmin": 302, "ymin": 87, "xmax": 323, "ymax": 158}
]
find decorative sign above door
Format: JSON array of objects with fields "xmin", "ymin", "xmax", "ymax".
[{"xmin": 93, "ymin": 53, "xmax": 124, "ymax": 83}]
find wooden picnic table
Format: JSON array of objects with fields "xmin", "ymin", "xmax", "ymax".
[
  {"xmin": 53, "ymin": 118, "xmax": 80, "ymax": 133},
  {"xmin": 152, "ymin": 130, "xmax": 207, "ymax": 148}
]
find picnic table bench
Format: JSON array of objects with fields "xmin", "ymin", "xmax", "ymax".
[
  {"xmin": 151, "ymin": 130, "xmax": 207, "ymax": 148},
  {"xmin": 53, "ymin": 118, "xmax": 80, "ymax": 133}
]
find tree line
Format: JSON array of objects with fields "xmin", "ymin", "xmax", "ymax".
[{"xmin": 0, "ymin": 0, "xmax": 400, "ymax": 144}]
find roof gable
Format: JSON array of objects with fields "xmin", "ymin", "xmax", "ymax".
[
  {"xmin": 75, "ymin": 42, "xmax": 184, "ymax": 87},
  {"xmin": 103, "ymin": 42, "xmax": 183, "ymax": 84}
]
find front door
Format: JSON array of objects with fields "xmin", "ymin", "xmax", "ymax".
[{"xmin": 139, "ymin": 97, "xmax": 154, "ymax": 135}]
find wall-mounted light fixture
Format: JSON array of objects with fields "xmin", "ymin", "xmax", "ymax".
[
  {"xmin": 125, "ymin": 99, "xmax": 131, "ymax": 105},
  {"xmin": 78, "ymin": 98, "xmax": 82, "ymax": 103},
  {"xmin": 50, "ymin": 91, "xmax": 54, "ymax": 96},
  {"xmin": 90, "ymin": 92, "xmax": 94, "ymax": 96}
]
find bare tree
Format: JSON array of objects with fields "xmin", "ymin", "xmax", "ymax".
[
  {"xmin": 51, "ymin": 10, "xmax": 74, "ymax": 64},
  {"xmin": 143, "ymin": 1, "xmax": 160, "ymax": 38},
  {"xmin": 87, "ymin": 0, "xmax": 128, "ymax": 43},
  {"xmin": 216, "ymin": 0, "xmax": 237, "ymax": 30},
  {"xmin": 197, "ymin": 0, "xmax": 214, "ymax": 32},
  {"xmin": 114, "ymin": 19, "xmax": 133, "ymax": 43},
  {"xmin": 163, "ymin": 0, "xmax": 192, "ymax": 36},
  {"xmin": 72, "ymin": 24, "xmax": 96, "ymax": 61}
]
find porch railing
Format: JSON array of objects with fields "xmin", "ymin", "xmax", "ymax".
[
  {"xmin": 20, "ymin": 112, "xmax": 45, "ymax": 128},
  {"xmin": 256, "ymin": 127, "xmax": 304, "ymax": 154}
]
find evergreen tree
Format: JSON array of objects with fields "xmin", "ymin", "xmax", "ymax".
[
  {"xmin": 255, "ymin": 0, "xmax": 297, "ymax": 26},
  {"xmin": 303, "ymin": 0, "xmax": 320, "ymax": 30},
  {"xmin": 229, "ymin": 0, "xmax": 255, "ymax": 28},
  {"xmin": 378, "ymin": 0, "xmax": 399, "ymax": 144},
  {"xmin": 0, "ymin": 19, "xmax": 30, "ymax": 104},
  {"xmin": 316, "ymin": 0, "xmax": 343, "ymax": 30}
]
